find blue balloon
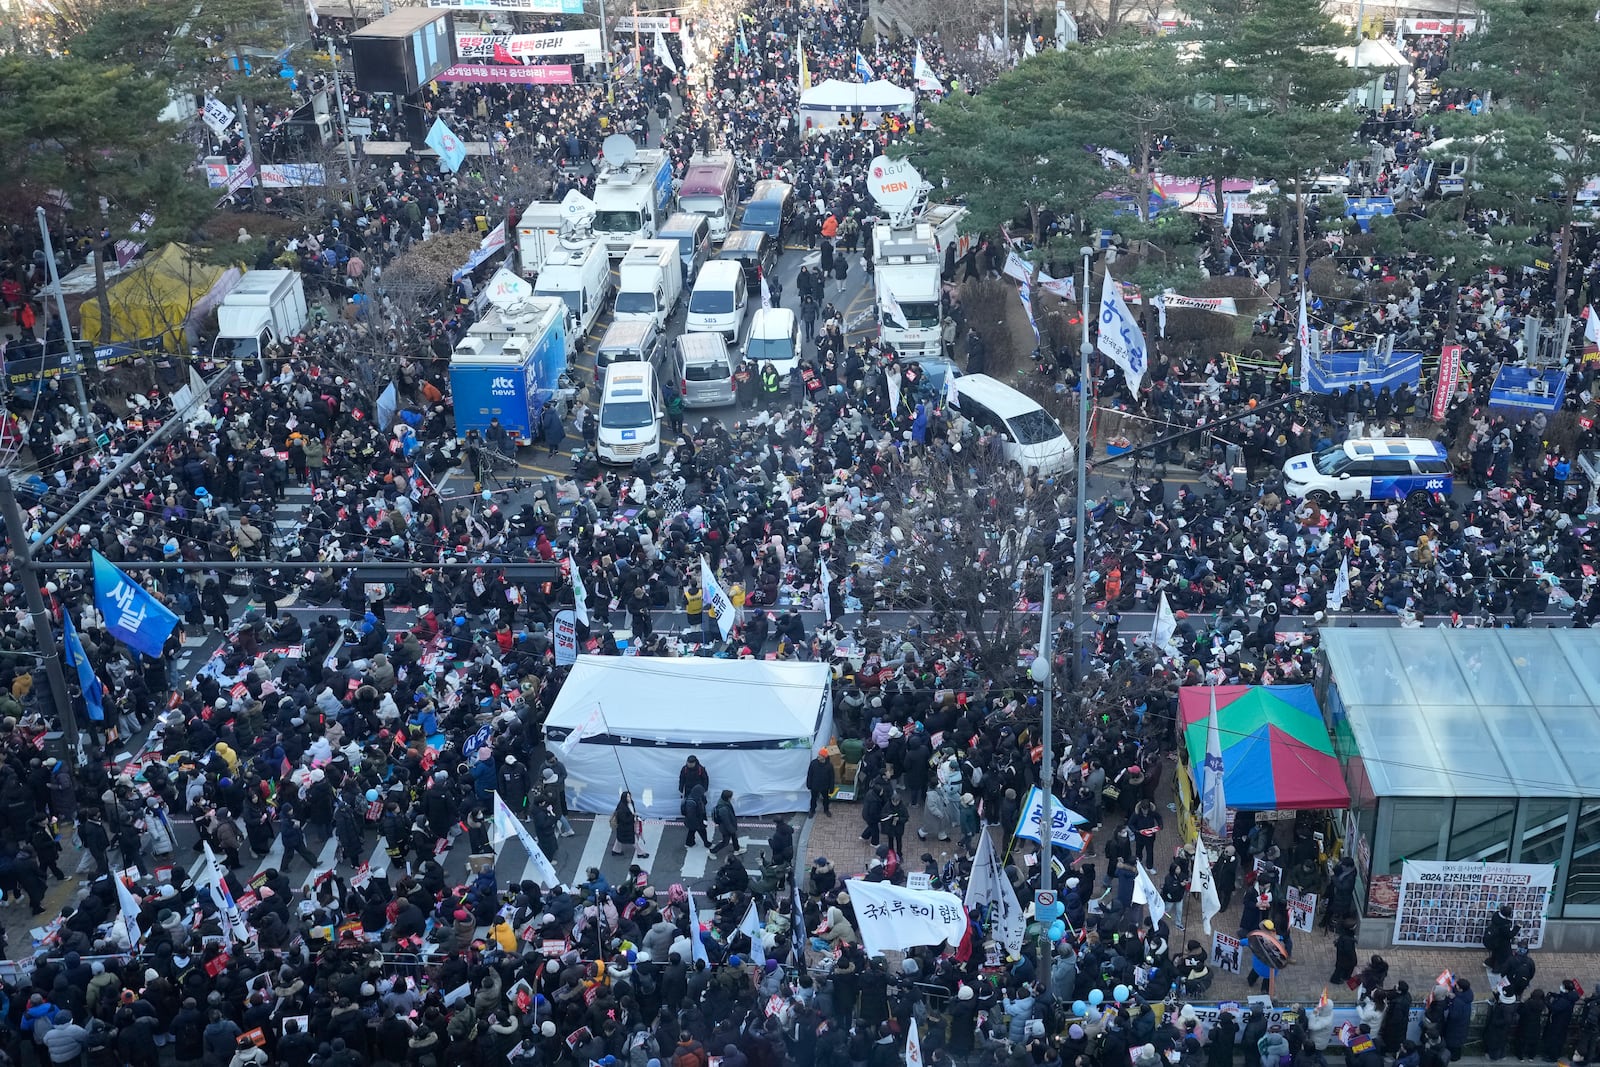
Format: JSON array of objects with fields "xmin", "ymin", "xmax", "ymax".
[
  {"xmin": 1114, "ymin": 984, "xmax": 1130, "ymax": 1003},
  {"xmin": 1047, "ymin": 920, "xmax": 1066, "ymax": 942},
  {"xmin": 1088, "ymin": 989, "xmax": 1105, "ymax": 1007},
  {"xmin": 1073, "ymin": 1001, "xmax": 1088, "ymax": 1017}
]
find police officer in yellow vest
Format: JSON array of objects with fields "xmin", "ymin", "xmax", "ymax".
[{"xmin": 759, "ymin": 361, "xmax": 781, "ymax": 408}]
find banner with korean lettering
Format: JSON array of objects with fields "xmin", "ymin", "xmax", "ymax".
[
  {"xmin": 1012, "ymin": 785, "xmax": 1086, "ymax": 851},
  {"xmin": 92, "ymin": 551, "xmax": 179, "ymax": 658},
  {"xmin": 1431, "ymin": 344, "xmax": 1461, "ymax": 421},
  {"xmin": 456, "ymin": 29, "xmax": 602, "ymax": 59},
  {"xmin": 844, "ymin": 878, "xmax": 969, "ymax": 958},
  {"xmin": 436, "ymin": 63, "xmax": 574, "ymax": 84},
  {"xmin": 1392, "ymin": 860, "xmax": 1554, "ymax": 948},
  {"xmin": 553, "ymin": 609, "xmax": 578, "ymax": 666}
]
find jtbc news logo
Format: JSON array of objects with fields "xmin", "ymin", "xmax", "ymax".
[{"xmin": 491, "ymin": 375, "xmax": 517, "ymax": 396}]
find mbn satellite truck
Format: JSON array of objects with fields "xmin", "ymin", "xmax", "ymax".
[{"xmin": 449, "ymin": 297, "xmax": 567, "ymax": 446}]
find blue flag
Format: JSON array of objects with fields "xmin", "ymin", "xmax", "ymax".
[
  {"xmin": 92, "ymin": 551, "xmax": 179, "ymax": 659},
  {"xmin": 62, "ymin": 612, "xmax": 104, "ymax": 723},
  {"xmin": 855, "ymin": 50, "xmax": 876, "ymax": 82},
  {"xmin": 425, "ymin": 118, "xmax": 468, "ymax": 174}
]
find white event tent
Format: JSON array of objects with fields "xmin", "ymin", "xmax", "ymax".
[{"xmin": 543, "ymin": 658, "xmax": 834, "ymax": 818}]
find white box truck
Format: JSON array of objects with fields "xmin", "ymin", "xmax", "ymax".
[
  {"xmin": 872, "ymin": 221, "xmax": 944, "ymax": 360},
  {"xmin": 592, "ymin": 147, "xmax": 674, "ymax": 259},
  {"xmin": 211, "ymin": 269, "xmax": 309, "ymax": 364},
  {"xmin": 534, "ymin": 236, "xmax": 612, "ymax": 358},
  {"xmin": 516, "ymin": 201, "xmax": 566, "ymax": 277},
  {"xmin": 614, "ymin": 239, "xmax": 682, "ymax": 331}
]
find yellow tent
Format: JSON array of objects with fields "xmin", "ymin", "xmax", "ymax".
[{"xmin": 79, "ymin": 243, "xmax": 226, "ymax": 351}]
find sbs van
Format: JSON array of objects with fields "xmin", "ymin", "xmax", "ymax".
[{"xmin": 686, "ymin": 259, "xmax": 748, "ymax": 342}]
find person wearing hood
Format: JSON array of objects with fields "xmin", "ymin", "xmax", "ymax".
[
  {"xmin": 816, "ymin": 903, "xmax": 856, "ymax": 946},
  {"xmin": 1485, "ymin": 991, "xmax": 1519, "ymax": 1061},
  {"xmin": 1443, "ymin": 980, "xmax": 1474, "ymax": 1062}
]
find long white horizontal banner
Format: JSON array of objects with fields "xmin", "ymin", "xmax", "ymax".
[{"xmin": 456, "ymin": 29, "xmax": 602, "ymax": 59}]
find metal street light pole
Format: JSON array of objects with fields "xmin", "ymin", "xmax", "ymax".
[
  {"xmin": 35, "ymin": 207, "xmax": 91, "ymax": 416},
  {"xmin": 0, "ymin": 476, "xmax": 79, "ymax": 758},
  {"xmin": 1032, "ymin": 562, "xmax": 1054, "ymax": 900},
  {"xmin": 1074, "ymin": 246, "xmax": 1093, "ymax": 689}
]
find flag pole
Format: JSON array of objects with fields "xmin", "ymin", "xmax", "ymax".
[{"xmin": 596, "ymin": 704, "xmax": 635, "ymax": 804}]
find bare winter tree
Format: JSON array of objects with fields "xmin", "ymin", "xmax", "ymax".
[{"xmin": 861, "ymin": 427, "xmax": 1068, "ymax": 672}]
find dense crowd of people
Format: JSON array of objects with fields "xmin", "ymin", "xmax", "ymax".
[{"xmin": 1, "ymin": 3, "xmax": 1600, "ymax": 1067}]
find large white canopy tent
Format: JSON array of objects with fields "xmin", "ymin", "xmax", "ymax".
[
  {"xmin": 798, "ymin": 79, "xmax": 915, "ymax": 135},
  {"xmin": 543, "ymin": 658, "xmax": 834, "ymax": 818}
]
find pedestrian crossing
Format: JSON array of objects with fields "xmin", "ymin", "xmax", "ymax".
[{"xmin": 171, "ymin": 809, "xmax": 789, "ymax": 903}]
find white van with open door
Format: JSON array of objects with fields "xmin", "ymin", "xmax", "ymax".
[{"xmin": 948, "ymin": 373, "xmax": 1075, "ymax": 475}]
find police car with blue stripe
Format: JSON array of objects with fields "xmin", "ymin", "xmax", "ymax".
[{"xmin": 1282, "ymin": 437, "xmax": 1452, "ymax": 503}]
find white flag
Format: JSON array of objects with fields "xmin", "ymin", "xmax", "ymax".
[
  {"xmin": 844, "ymin": 878, "xmax": 969, "ymax": 958},
  {"xmin": 760, "ymin": 271, "xmax": 772, "ymax": 310},
  {"xmin": 654, "ymin": 31, "xmax": 679, "ymax": 73},
  {"xmin": 305, "ymin": 0, "xmax": 318, "ymax": 28},
  {"xmin": 1151, "ymin": 591, "xmax": 1180, "ymax": 659},
  {"xmin": 1012, "ymin": 785, "xmax": 1087, "ymax": 850},
  {"xmin": 820, "ymin": 555, "xmax": 833, "ymax": 622},
  {"xmin": 737, "ymin": 900, "xmax": 765, "ymax": 967},
  {"xmin": 1297, "ymin": 288, "xmax": 1312, "ymax": 391},
  {"xmin": 965, "ymin": 827, "xmax": 1024, "ymax": 954},
  {"xmin": 200, "ymin": 96, "xmax": 237, "ymax": 137},
  {"xmin": 1155, "ymin": 293, "xmax": 1167, "ymax": 338},
  {"xmin": 569, "ymin": 555, "xmax": 588, "ymax": 627},
  {"xmin": 687, "ymin": 885, "xmax": 710, "ymax": 964},
  {"xmin": 880, "ymin": 283, "xmax": 906, "ymax": 328},
  {"xmin": 701, "ymin": 556, "xmax": 736, "ymax": 640},
  {"xmin": 201, "ymin": 841, "xmax": 249, "ymax": 945},
  {"xmin": 1200, "ymin": 684, "xmax": 1228, "ymax": 837},
  {"xmin": 1002, "ymin": 249, "xmax": 1032, "ymax": 284},
  {"xmin": 1024, "ymin": 32, "xmax": 1037, "ymax": 56},
  {"xmin": 913, "ymin": 44, "xmax": 945, "ymax": 93},
  {"xmin": 1097, "ymin": 269, "xmax": 1149, "ymax": 392},
  {"xmin": 115, "ymin": 873, "xmax": 145, "ymax": 952},
  {"xmin": 558, "ymin": 704, "xmax": 605, "ymax": 756},
  {"xmin": 1039, "ymin": 272, "xmax": 1075, "ymax": 301},
  {"xmin": 1132, "ymin": 860, "xmax": 1167, "ymax": 925},
  {"xmin": 886, "ymin": 365, "xmax": 903, "ymax": 415},
  {"xmin": 493, "ymin": 792, "xmax": 562, "ymax": 887},
  {"xmin": 1328, "ymin": 554, "xmax": 1351, "ymax": 613},
  {"xmin": 1191, "ymin": 842, "xmax": 1222, "ymax": 935},
  {"xmin": 1587, "ymin": 305, "xmax": 1600, "ymax": 351},
  {"xmin": 906, "ymin": 1019, "xmax": 924, "ymax": 1067},
  {"xmin": 1018, "ymin": 279, "xmax": 1039, "ymax": 342}
]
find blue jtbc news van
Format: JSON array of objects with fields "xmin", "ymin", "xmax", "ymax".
[
  {"xmin": 449, "ymin": 299, "xmax": 567, "ymax": 445},
  {"xmin": 1283, "ymin": 437, "xmax": 1452, "ymax": 502}
]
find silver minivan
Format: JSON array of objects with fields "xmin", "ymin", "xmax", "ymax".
[
  {"xmin": 594, "ymin": 318, "xmax": 666, "ymax": 387},
  {"xmin": 675, "ymin": 332, "xmax": 735, "ymax": 409}
]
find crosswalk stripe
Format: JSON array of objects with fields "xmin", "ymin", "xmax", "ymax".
[
  {"xmin": 575, "ymin": 816, "xmax": 610, "ymax": 879},
  {"xmin": 681, "ymin": 840, "xmax": 711, "ymax": 879},
  {"xmin": 296, "ymin": 838, "xmax": 341, "ymax": 892},
  {"xmin": 639, "ymin": 819, "xmax": 664, "ymax": 860}
]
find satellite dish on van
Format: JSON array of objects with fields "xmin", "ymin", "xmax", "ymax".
[
  {"xmin": 868, "ymin": 155, "xmax": 922, "ymax": 212},
  {"xmin": 602, "ymin": 134, "xmax": 638, "ymax": 169},
  {"xmin": 560, "ymin": 188, "xmax": 598, "ymax": 223}
]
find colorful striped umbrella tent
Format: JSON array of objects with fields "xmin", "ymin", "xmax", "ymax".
[{"xmin": 1178, "ymin": 684, "xmax": 1349, "ymax": 810}]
